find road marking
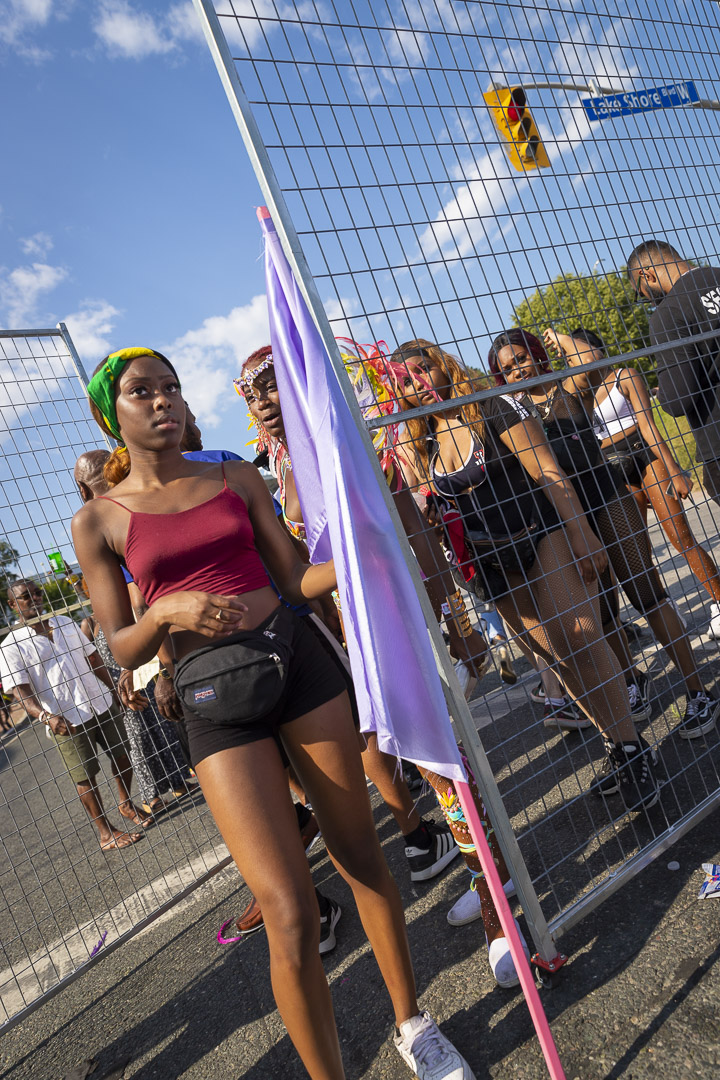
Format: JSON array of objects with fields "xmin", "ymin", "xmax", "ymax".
[{"xmin": 0, "ymin": 839, "xmax": 231, "ymax": 1022}]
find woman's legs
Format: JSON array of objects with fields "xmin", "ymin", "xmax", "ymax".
[
  {"xmin": 642, "ymin": 458, "xmax": 720, "ymax": 606},
  {"xmin": 195, "ymin": 736, "xmax": 344, "ymax": 1080},
  {"xmin": 595, "ymin": 489, "xmax": 704, "ymax": 693},
  {"xmin": 280, "ymin": 694, "xmax": 419, "ymax": 1028},
  {"xmin": 360, "ymin": 731, "xmax": 421, "ymax": 835},
  {"xmin": 420, "ymin": 761, "xmax": 509, "ymax": 945},
  {"xmin": 497, "ymin": 531, "xmax": 636, "ymax": 743}
]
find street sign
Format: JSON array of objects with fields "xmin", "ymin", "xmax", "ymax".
[{"xmin": 582, "ymin": 81, "xmax": 700, "ymax": 122}]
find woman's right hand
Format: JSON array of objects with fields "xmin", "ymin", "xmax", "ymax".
[
  {"xmin": 567, "ymin": 525, "xmax": 607, "ymax": 585},
  {"xmin": 153, "ymin": 592, "xmax": 249, "ymax": 638}
]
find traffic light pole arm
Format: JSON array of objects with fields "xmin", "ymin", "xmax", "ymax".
[{"xmin": 522, "ymin": 80, "xmax": 720, "ymax": 112}]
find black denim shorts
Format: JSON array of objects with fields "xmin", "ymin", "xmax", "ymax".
[
  {"xmin": 604, "ymin": 433, "xmax": 655, "ymax": 487},
  {"xmin": 185, "ymin": 609, "xmax": 347, "ymax": 768}
]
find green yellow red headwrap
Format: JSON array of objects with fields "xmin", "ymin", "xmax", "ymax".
[{"xmin": 87, "ymin": 347, "xmax": 177, "ymax": 440}]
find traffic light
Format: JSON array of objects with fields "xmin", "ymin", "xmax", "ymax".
[{"xmin": 483, "ymin": 86, "xmax": 550, "ymax": 171}]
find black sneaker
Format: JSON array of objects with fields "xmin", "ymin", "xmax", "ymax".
[
  {"xmin": 318, "ymin": 897, "xmax": 342, "ymax": 955},
  {"xmin": 405, "ymin": 820, "xmax": 459, "ymax": 882},
  {"xmin": 634, "ymin": 668, "xmax": 651, "ymax": 701},
  {"xmin": 594, "ymin": 735, "xmax": 659, "ymax": 797},
  {"xmin": 676, "ymin": 691, "xmax": 720, "ymax": 740},
  {"xmin": 599, "ymin": 738, "xmax": 659, "ymax": 810},
  {"xmin": 627, "ymin": 681, "xmax": 652, "ymax": 722},
  {"xmin": 543, "ymin": 700, "xmax": 592, "ymax": 731},
  {"xmin": 401, "ymin": 761, "xmax": 424, "ymax": 791}
]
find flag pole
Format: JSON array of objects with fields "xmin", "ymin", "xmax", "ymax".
[{"xmin": 457, "ymin": 784, "xmax": 566, "ymax": 1080}]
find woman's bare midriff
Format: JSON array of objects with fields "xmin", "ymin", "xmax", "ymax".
[
  {"xmin": 601, "ymin": 423, "xmax": 640, "ymax": 450},
  {"xmin": 167, "ymin": 586, "xmax": 283, "ymax": 661}
]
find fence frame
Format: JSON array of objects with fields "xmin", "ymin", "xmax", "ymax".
[
  {"xmin": 192, "ymin": 0, "xmax": 720, "ymax": 975},
  {"xmin": 193, "ymin": 0, "xmax": 564, "ymax": 969}
]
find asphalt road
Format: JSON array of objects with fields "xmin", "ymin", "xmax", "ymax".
[
  {"xmin": 0, "ymin": 783, "xmax": 717, "ymax": 1080},
  {"xmin": 1, "ymin": 499, "xmax": 719, "ymax": 1077}
]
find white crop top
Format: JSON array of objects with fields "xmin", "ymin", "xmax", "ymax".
[{"xmin": 593, "ymin": 373, "xmax": 637, "ymax": 441}]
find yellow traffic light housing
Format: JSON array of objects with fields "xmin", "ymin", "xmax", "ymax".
[{"xmin": 483, "ymin": 86, "xmax": 550, "ymax": 171}]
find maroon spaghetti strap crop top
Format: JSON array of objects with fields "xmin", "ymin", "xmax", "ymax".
[{"xmin": 100, "ymin": 472, "xmax": 270, "ymax": 607}]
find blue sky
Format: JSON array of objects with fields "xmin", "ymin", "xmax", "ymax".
[
  {"xmin": 1, "ymin": 0, "xmax": 273, "ymax": 460},
  {"xmin": 2, "ymin": 0, "xmax": 720, "ymax": 464}
]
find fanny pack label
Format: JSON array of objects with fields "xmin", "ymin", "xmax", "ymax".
[{"xmin": 193, "ymin": 685, "xmax": 218, "ymax": 703}]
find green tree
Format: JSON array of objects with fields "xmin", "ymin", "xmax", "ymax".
[
  {"xmin": 511, "ymin": 269, "xmax": 654, "ymax": 381},
  {"xmin": 0, "ymin": 539, "xmax": 20, "ymax": 620},
  {"xmin": 511, "ymin": 268, "xmax": 697, "ymax": 468},
  {"xmin": 42, "ymin": 577, "xmax": 83, "ymax": 620}
]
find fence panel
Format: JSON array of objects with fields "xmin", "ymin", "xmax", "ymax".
[
  {"xmin": 195, "ymin": 0, "xmax": 720, "ymax": 960},
  {"xmin": 0, "ymin": 328, "xmax": 229, "ymax": 1031}
]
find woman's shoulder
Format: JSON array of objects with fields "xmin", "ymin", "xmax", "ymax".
[{"xmin": 71, "ymin": 496, "xmax": 117, "ymax": 553}]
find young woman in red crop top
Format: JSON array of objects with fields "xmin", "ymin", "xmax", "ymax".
[{"xmin": 72, "ymin": 348, "xmax": 477, "ymax": 1080}]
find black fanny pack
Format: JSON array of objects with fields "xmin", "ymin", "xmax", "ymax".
[
  {"xmin": 174, "ymin": 607, "xmax": 294, "ymax": 725},
  {"xmin": 604, "ymin": 433, "xmax": 654, "ymax": 480},
  {"xmin": 465, "ymin": 517, "xmax": 540, "ymax": 578}
]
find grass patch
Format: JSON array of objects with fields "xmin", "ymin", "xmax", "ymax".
[{"xmin": 652, "ymin": 402, "xmax": 697, "ymax": 474}]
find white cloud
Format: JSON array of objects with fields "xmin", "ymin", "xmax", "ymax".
[
  {"xmin": 93, "ymin": 0, "xmax": 176, "ymax": 60},
  {"xmin": 19, "ymin": 231, "xmax": 53, "ymax": 258},
  {"xmin": 164, "ymin": 294, "xmax": 269, "ymax": 427},
  {"xmin": 0, "ymin": 261, "xmax": 68, "ymax": 327},
  {"xmin": 0, "ymin": 0, "xmax": 54, "ymax": 57},
  {"xmin": 93, "ymin": 0, "xmax": 275, "ymax": 60},
  {"xmin": 166, "ymin": 1, "xmax": 205, "ymax": 44},
  {"xmin": 63, "ymin": 300, "xmax": 122, "ymax": 366}
]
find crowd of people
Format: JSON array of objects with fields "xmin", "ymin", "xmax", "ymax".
[{"xmin": 2, "ymin": 236, "xmax": 720, "ymax": 1079}]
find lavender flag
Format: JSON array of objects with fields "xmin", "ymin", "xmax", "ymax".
[{"xmin": 259, "ymin": 207, "xmax": 463, "ymax": 780}]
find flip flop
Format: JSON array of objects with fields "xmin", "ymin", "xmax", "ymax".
[
  {"xmin": 100, "ymin": 831, "xmax": 143, "ymax": 851},
  {"xmin": 120, "ymin": 808, "xmax": 153, "ymax": 829}
]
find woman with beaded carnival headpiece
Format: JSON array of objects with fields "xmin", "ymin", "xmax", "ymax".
[{"xmin": 236, "ymin": 342, "xmax": 530, "ymax": 990}]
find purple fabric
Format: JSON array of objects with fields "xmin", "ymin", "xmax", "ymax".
[{"xmin": 259, "ymin": 208, "xmax": 463, "ymax": 780}]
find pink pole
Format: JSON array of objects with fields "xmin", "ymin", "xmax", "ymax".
[{"xmin": 455, "ymin": 780, "xmax": 567, "ymax": 1080}]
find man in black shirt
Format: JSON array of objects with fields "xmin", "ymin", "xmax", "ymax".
[{"xmin": 627, "ymin": 239, "xmax": 720, "ymax": 507}]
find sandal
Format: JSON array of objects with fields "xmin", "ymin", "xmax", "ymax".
[
  {"xmin": 120, "ymin": 805, "xmax": 153, "ymax": 829},
  {"xmin": 100, "ymin": 830, "xmax": 143, "ymax": 851}
]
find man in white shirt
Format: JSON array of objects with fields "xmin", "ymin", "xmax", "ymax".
[{"xmin": 0, "ymin": 580, "xmax": 151, "ymax": 850}]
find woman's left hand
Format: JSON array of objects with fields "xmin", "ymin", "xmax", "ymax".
[
  {"xmin": 568, "ymin": 526, "xmax": 607, "ymax": 585},
  {"xmin": 542, "ymin": 327, "xmax": 563, "ymax": 357}
]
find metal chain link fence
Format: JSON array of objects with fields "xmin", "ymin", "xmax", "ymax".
[
  {"xmin": 5, "ymin": 0, "xmax": 720, "ymax": 1036},
  {"xmin": 0, "ymin": 328, "xmax": 230, "ymax": 1031},
  {"xmin": 193, "ymin": 0, "xmax": 720, "ymax": 970}
]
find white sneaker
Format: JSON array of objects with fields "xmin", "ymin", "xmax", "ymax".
[
  {"xmin": 707, "ymin": 602, "xmax": 720, "ymax": 640},
  {"xmin": 394, "ymin": 1011, "xmax": 476, "ymax": 1080},
  {"xmin": 447, "ymin": 879, "xmax": 517, "ymax": 926},
  {"xmin": 487, "ymin": 920, "xmax": 531, "ymax": 988},
  {"xmin": 452, "ymin": 659, "xmax": 477, "ymax": 700}
]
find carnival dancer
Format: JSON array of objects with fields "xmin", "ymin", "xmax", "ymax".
[
  {"xmin": 236, "ymin": 343, "xmax": 531, "ymax": 989},
  {"xmin": 235, "ymin": 345, "xmax": 461, "ymax": 877},
  {"xmin": 393, "ymin": 337, "xmax": 659, "ymax": 811},
  {"xmin": 489, "ymin": 328, "xmax": 719, "ymax": 746},
  {"xmin": 73, "ymin": 347, "xmax": 476, "ymax": 1080}
]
